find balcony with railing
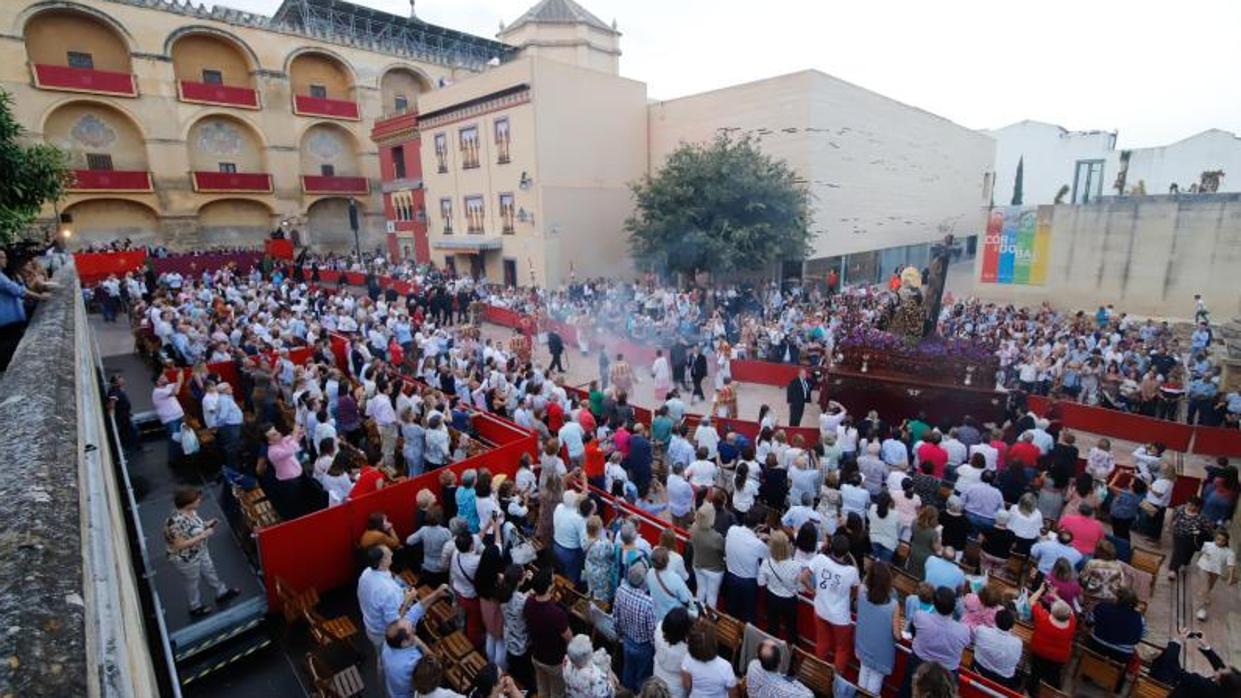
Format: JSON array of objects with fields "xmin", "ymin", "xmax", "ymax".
[
  {"xmin": 31, "ymin": 64, "xmax": 137, "ymax": 97},
  {"xmin": 293, "ymin": 95, "xmax": 360, "ymax": 121},
  {"xmin": 70, "ymin": 169, "xmax": 152, "ymax": 192},
  {"xmin": 301, "ymin": 175, "xmax": 368, "ymax": 195},
  {"xmin": 177, "ymin": 80, "xmax": 260, "ymax": 109},
  {"xmin": 191, "ymin": 171, "xmax": 273, "ymax": 193}
]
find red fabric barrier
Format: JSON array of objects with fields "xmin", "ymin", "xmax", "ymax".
[
  {"xmin": 260, "ymin": 413, "xmax": 533, "ymax": 610},
  {"xmin": 1171, "ymin": 475, "xmax": 1204, "ymax": 508},
  {"xmin": 319, "ymin": 270, "xmax": 342, "ymax": 284},
  {"xmin": 1192, "ymin": 426, "xmax": 1241, "ymax": 458},
  {"xmin": 150, "ymin": 251, "xmax": 264, "ymax": 277},
  {"xmin": 329, "ymin": 334, "xmax": 350, "ymax": 373},
  {"xmin": 344, "ymin": 272, "xmax": 366, "ymax": 286},
  {"xmin": 730, "ymin": 359, "xmax": 801, "ymax": 387},
  {"xmin": 483, "ymin": 305, "xmax": 524, "ymax": 328},
  {"xmin": 74, "ymin": 250, "xmax": 147, "ymax": 284},
  {"xmin": 265, "ymin": 239, "xmax": 294, "ymax": 260},
  {"xmin": 1026, "ymin": 396, "xmax": 1194, "ymax": 452},
  {"xmin": 257, "ymin": 502, "xmax": 356, "ymax": 610}
]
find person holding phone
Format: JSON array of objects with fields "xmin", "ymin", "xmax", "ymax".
[{"xmin": 164, "ymin": 486, "xmax": 239, "ymax": 618}]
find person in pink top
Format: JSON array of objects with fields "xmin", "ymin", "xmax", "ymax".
[
  {"xmin": 264, "ymin": 422, "xmax": 305, "ymax": 520},
  {"xmin": 989, "ymin": 430, "xmax": 1009, "ymax": 470},
  {"xmin": 1058, "ymin": 502, "xmax": 1106, "ymax": 555}
]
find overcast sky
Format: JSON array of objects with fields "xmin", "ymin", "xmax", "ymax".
[{"xmin": 217, "ymin": 0, "xmax": 1240, "ymax": 148}]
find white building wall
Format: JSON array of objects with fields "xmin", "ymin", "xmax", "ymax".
[
  {"xmin": 1125, "ymin": 129, "xmax": 1241, "ymax": 194},
  {"xmin": 987, "ymin": 121, "xmax": 1117, "ymax": 206},
  {"xmin": 648, "ymin": 71, "xmax": 995, "ymax": 262}
]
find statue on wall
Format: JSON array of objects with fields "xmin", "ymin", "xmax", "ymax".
[{"xmin": 1200, "ymin": 170, "xmax": 1225, "ymax": 193}]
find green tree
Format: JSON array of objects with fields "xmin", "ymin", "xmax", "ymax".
[
  {"xmin": 626, "ymin": 134, "xmax": 811, "ymax": 278},
  {"xmin": 0, "ymin": 89, "xmax": 71, "ymax": 244},
  {"xmin": 1010, "ymin": 156, "xmax": 1024, "ymax": 206}
]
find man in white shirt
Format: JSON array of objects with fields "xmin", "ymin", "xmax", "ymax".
[
  {"xmin": 968, "ymin": 439, "xmax": 999, "ymax": 471},
  {"xmin": 880, "ymin": 433, "xmax": 909, "ymax": 467},
  {"xmin": 358, "ymin": 546, "xmax": 416, "ymax": 682},
  {"xmin": 723, "ymin": 508, "xmax": 769, "ymax": 624},
  {"xmin": 803, "ymin": 534, "xmax": 860, "ymax": 671},
  {"xmin": 941, "ymin": 428, "xmax": 968, "ymax": 468},
  {"xmin": 558, "ymin": 415, "xmax": 586, "ymax": 468},
  {"xmin": 685, "ymin": 448, "xmax": 718, "ymax": 490},
  {"xmin": 152, "ymin": 370, "xmax": 186, "ymax": 463},
  {"xmin": 1029, "ymin": 419, "xmax": 1054, "ymax": 455},
  {"xmin": 367, "ymin": 390, "xmax": 399, "ymax": 469}
]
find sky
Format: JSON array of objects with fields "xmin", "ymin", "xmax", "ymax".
[{"xmin": 216, "ymin": 0, "xmax": 1241, "ymax": 149}]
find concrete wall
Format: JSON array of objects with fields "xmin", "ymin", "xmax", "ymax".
[
  {"xmin": 498, "ymin": 22, "xmax": 620, "ymax": 75},
  {"xmin": 987, "ymin": 121, "xmax": 1117, "ymax": 206},
  {"xmin": 1125, "ymin": 130, "xmax": 1241, "ymax": 195},
  {"xmin": 970, "ymin": 194, "xmax": 1241, "ymax": 319},
  {"xmin": 533, "ymin": 57, "xmax": 647, "ymax": 285},
  {"xmin": 648, "ymin": 70, "xmax": 995, "ymax": 262}
]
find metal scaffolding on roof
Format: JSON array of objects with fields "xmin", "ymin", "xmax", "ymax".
[{"xmin": 269, "ymin": 0, "xmax": 517, "ymax": 71}]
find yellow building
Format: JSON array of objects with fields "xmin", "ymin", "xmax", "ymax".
[
  {"xmin": 1, "ymin": 0, "xmax": 513, "ymax": 250},
  {"xmin": 419, "ymin": 0, "xmax": 647, "ymax": 287}
]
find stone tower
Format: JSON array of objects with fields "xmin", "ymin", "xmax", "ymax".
[{"xmin": 498, "ymin": 0, "xmax": 621, "ymax": 75}]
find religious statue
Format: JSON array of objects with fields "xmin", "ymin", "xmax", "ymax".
[
  {"xmin": 887, "ymin": 266, "xmax": 925, "ymax": 338},
  {"xmin": 921, "ymin": 234, "xmax": 954, "ymax": 338}
]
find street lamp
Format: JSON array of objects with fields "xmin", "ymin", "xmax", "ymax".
[{"xmin": 347, "ymin": 197, "xmax": 363, "ymax": 264}]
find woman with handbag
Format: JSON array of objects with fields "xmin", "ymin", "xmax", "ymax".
[{"xmin": 756, "ymin": 531, "xmax": 801, "ymax": 643}]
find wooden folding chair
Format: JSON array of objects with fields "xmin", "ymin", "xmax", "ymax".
[
  {"xmin": 1074, "ymin": 646, "xmax": 1126, "ymax": 691},
  {"xmin": 1003, "ymin": 553, "xmax": 1028, "ymax": 584},
  {"xmin": 892, "ymin": 568, "xmax": 919, "ymax": 599},
  {"xmin": 1036, "ymin": 682, "xmax": 1068, "ymax": 698},
  {"xmin": 892, "ymin": 541, "xmax": 911, "ymax": 568},
  {"xmin": 1129, "ymin": 547, "xmax": 1165, "ymax": 597},
  {"xmin": 275, "ymin": 577, "xmax": 320, "ymax": 623},
  {"xmin": 441, "ymin": 631, "xmax": 475, "ymax": 661},
  {"xmin": 306, "ymin": 650, "xmax": 365, "ymax": 698},
  {"xmin": 790, "ymin": 647, "xmax": 834, "ymax": 696},
  {"xmin": 304, "ymin": 609, "xmax": 360, "ymax": 646},
  {"xmin": 1130, "ymin": 673, "xmax": 1173, "ymax": 698},
  {"xmin": 708, "ymin": 609, "xmax": 743, "ymax": 663}
]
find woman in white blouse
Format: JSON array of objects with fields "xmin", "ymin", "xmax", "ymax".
[
  {"xmin": 757, "ymin": 531, "xmax": 802, "ymax": 644},
  {"xmin": 654, "ymin": 607, "xmax": 691, "ymax": 698},
  {"xmin": 1007, "ymin": 492, "xmax": 1045, "ymax": 555}
]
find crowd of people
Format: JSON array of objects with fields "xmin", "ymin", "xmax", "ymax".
[{"xmin": 91, "ymin": 252, "xmax": 1241, "ymax": 698}]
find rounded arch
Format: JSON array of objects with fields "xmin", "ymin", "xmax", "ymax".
[
  {"xmin": 167, "ymin": 27, "xmax": 259, "ymax": 89},
  {"xmin": 16, "ymin": 1, "xmax": 135, "ymax": 46},
  {"xmin": 378, "ymin": 64, "xmax": 434, "ymax": 116},
  {"xmin": 62, "ymin": 197, "xmax": 160, "ymax": 247},
  {"xmin": 185, "ymin": 112, "xmax": 267, "ymax": 172},
  {"xmin": 283, "ymin": 46, "xmax": 358, "ymax": 83},
  {"xmin": 286, "ymin": 47, "xmax": 357, "ymax": 102},
  {"xmin": 39, "ymin": 96, "xmax": 149, "ymax": 141},
  {"xmin": 197, "ymin": 197, "xmax": 275, "ymax": 246},
  {"xmin": 164, "ymin": 25, "xmax": 261, "ymax": 73},
  {"xmin": 304, "ymin": 196, "xmax": 363, "ymax": 250},
  {"xmin": 43, "ymin": 100, "xmax": 149, "ymax": 171},
  {"xmin": 298, "ymin": 120, "xmax": 362, "ymax": 176},
  {"xmin": 22, "ymin": 3, "xmax": 133, "ymax": 73}
]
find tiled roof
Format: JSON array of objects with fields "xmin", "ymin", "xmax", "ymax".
[{"xmin": 506, "ymin": 0, "xmax": 617, "ymax": 34}]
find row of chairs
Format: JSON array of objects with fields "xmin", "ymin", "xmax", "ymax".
[
  {"xmin": 235, "ymin": 485, "xmax": 282, "ymax": 531},
  {"xmin": 274, "ymin": 577, "xmax": 367, "ymax": 698}
]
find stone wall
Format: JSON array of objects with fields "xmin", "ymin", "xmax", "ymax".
[{"xmin": 0, "ymin": 266, "xmax": 161, "ymax": 696}]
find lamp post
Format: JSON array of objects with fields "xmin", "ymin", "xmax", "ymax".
[{"xmin": 347, "ymin": 197, "xmax": 363, "ymax": 265}]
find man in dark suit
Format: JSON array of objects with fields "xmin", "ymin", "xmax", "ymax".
[
  {"xmin": 786, "ymin": 367, "xmax": 812, "ymax": 426},
  {"xmin": 547, "ymin": 330, "xmax": 565, "ymax": 373},
  {"xmin": 670, "ymin": 339, "xmax": 688, "ymax": 390},
  {"xmin": 689, "ymin": 346, "xmax": 708, "ymax": 403}
]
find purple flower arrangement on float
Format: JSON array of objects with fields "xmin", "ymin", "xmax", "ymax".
[{"xmin": 835, "ymin": 326, "xmax": 996, "ymax": 383}]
